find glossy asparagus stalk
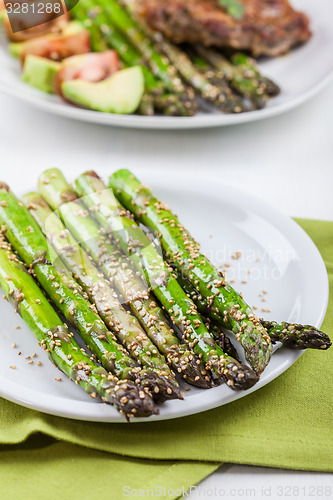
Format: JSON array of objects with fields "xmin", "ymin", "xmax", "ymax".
[
  {"xmin": 36, "ymin": 169, "xmax": 211, "ymax": 389},
  {"xmin": 74, "ymin": 171, "xmax": 259, "ymax": 390},
  {"xmin": 0, "ymin": 232, "xmax": 157, "ymax": 419},
  {"xmin": 153, "ymin": 36, "xmax": 245, "ymax": 113},
  {"xmin": 95, "ymin": 0, "xmax": 178, "ymax": 89},
  {"xmin": 195, "ymin": 46, "xmax": 268, "ymax": 109},
  {"xmin": 71, "ymin": 2, "xmax": 109, "ymax": 52},
  {"xmin": 231, "ymin": 52, "xmax": 280, "ymax": 97},
  {"xmin": 185, "ymin": 49, "xmax": 237, "ymax": 94},
  {"xmin": 174, "ymin": 266, "xmax": 241, "ymax": 360},
  {"xmin": 108, "ymin": 169, "xmax": 272, "ymax": 375}
]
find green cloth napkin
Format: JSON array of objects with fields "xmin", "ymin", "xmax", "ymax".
[{"xmin": 1, "ymin": 218, "xmax": 332, "ymax": 500}]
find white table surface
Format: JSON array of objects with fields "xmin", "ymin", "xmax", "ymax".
[{"xmin": 0, "ymin": 80, "xmax": 332, "ymax": 499}]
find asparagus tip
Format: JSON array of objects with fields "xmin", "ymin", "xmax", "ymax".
[
  {"xmin": 105, "ymin": 378, "xmax": 159, "ymax": 418},
  {"xmin": 169, "ymin": 350, "xmax": 212, "ymax": 389},
  {"xmin": 262, "ymin": 320, "xmax": 332, "ymax": 350},
  {"xmin": 135, "ymin": 368, "xmax": 183, "ymax": 403},
  {"xmin": 224, "ymin": 361, "xmax": 259, "ymax": 391}
]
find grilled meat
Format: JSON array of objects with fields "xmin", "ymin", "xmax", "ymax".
[{"xmin": 137, "ymin": 0, "xmax": 311, "ymax": 56}]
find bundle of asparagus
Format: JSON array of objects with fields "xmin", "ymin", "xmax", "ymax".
[{"xmin": 0, "ymin": 171, "xmax": 330, "ymax": 420}]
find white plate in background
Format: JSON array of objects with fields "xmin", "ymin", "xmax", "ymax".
[{"xmin": 0, "ymin": 0, "xmax": 332, "ymax": 129}]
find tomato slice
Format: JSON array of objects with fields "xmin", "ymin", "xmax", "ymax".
[{"xmin": 20, "ymin": 30, "xmax": 91, "ymax": 63}]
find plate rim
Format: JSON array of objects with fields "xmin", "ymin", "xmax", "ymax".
[
  {"xmin": 0, "ymin": 65, "xmax": 332, "ymax": 130},
  {"xmin": 0, "ymin": 172, "xmax": 329, "ymax": 423}
]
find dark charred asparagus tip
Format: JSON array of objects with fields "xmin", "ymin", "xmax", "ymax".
[
  {"xmin": 105, "ymin": 378, "xmax": 159, "ymax": 419},
  {"xmin": 168, "ymin": 350, "xmax": 213, "ymax": 389},
  {"xmin": 262, "ymin": 78, "xmax": 281, "ymax": 97},
  {"xmin": 261, "ymin": 320, "xmax": 332, "ymax": 350},
  {"xmin": 223, "ymin": 361, "xmax": 259, "ymax": 391},
  {"xmin": 134, "ymin": 369, "xmax": 183, "ymax": 403}
]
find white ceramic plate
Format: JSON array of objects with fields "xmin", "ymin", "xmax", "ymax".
[
  {"xmin": 0, "ymin": 172, "xmax": 329, "ymax": 422},
  {"xmin": 0, "ymin": 0, "xmax": 333, "ymax": 129}
]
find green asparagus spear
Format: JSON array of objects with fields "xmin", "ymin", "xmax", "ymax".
[
  {"xmin": 177, "ymin": 270, "xmax": 331, "ymax": 351},
  {"xmin": 151, "ymin": 36, "xmax": 245, "ymax": 113},
  {"xmin": 95, "ymin": 0, "xmax": 179, "ymax": 90},
  {"xmin": 231, "ymin": 52, "xmax": 280, "ymax": 97},
  {"xmin": 0, "ymin": 183, "xmax": 180, "ymax": 402},
  {"xmin": 21, "ymin": 193, "xmax": 179, "ymax": 402},
  {"xmin": 170, "ymin": 266, "xmax": 241, "ymax": 360},
  {"xmin": 185, "ymin": 49, "xmax": 236, "ymax": 93},
  {"xmin": 32, "ymin": 180, "xmax": 182, "ymax": 400},
  {"xmin": 37, "ymin": 169, "xmax": 211, "ymax": 389},
  {"xmin": 261, "ymin": 320, "xmax": 331, "ymax": 350},
  {"xmin": 75, "ymin": 171, "xmax": 259, "ymax": 390},
  {"xmin": 71, "ymin": 2, "xmax": 109, "ymax": 53},
  {"xmin": 195, "ymin": 46, "xmax": 268, "ymax": 109},
  {"xmin": 108, "ymin": 169, "xmax": 272, "ymax": 375},
  {"xmin": 0, "ymin": 232, "xmax": 157, "ymax": 419}
]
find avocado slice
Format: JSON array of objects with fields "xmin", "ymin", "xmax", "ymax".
[
  {"xmin": 22, "ymin": 55, "xmax": 61, "ymax": 93},
  {"xmin": 61, "ymin": 66, "xmax": 144, "ymax": 114}
]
